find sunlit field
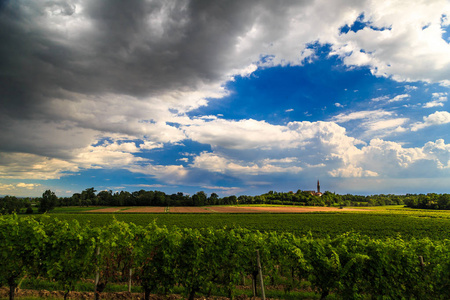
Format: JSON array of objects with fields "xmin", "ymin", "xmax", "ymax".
[{"xmin": 36, "ymin": 205, "xmax": 450, "ymax": 240}]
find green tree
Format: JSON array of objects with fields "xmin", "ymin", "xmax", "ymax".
[
  {"xmin": 0, "ymin": 196, "xmax": 25, "ymax": 214},
  {"xmin": 208, "ymin": 193, "xmax": 219, "ymax": 205},
  {"xmin": 192, "ymin": 191, "xmax": 207, "ymax": 206},
  {"xmin": 81, "ymin": 187, "xmax": 97, "ymax": 206},
  {"xmin": 38, "ymin": 190, "xmax": 58, "ymax": 213}
]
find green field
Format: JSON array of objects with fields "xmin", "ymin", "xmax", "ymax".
[
  {"xmin": 5, "ymin": 206, "xmax": 450, "ymax": 299},
  {"xmin": 37, "ymin": 205, "xmax": 450, "ymax": 240}
]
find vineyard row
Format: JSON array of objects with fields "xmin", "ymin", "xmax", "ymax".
[{"xmin": 1, "ymin": 215, "xmax": 450, "ymax": 300}]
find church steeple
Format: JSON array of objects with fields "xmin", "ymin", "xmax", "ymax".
[{"xmin": 317, "ymin": 180, "xmax": 320, "ymax": 194}]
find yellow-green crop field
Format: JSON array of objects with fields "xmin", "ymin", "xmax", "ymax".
[{"xmin": 36, "ymin": 205, "xmax": 450, "ymax": 240}]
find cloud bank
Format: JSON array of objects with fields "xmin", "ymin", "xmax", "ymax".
[{"xmin": 1, "ymin": 0, "xmax": 449, "ymax": 195}]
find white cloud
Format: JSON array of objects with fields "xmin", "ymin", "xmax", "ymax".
[
  {"xmin": 411, "ymin": 111, "xmax": 450, "ymax": 131},
  {"xmin": 355, "ymin": 138, "xmax": 450, "ymax": 178},
  {"xmin": 0, "ymin": 152, "xmax": 79, "ymax": 180},
  {"xmin": 332, "ymin": 110, "xmax": 393, "ymax": 123},
  {"xmin": 0, "ymin": 183, "xmax": 14, "ymax": 191},
  {"xmin": 405, "ymin": 85, "xmax": 418, "ymax": 91},
  {"xmin": 285, "ymin": 108, "xmax": 294, "ymax": 112},
  {"xmin": 186, "ymin": 121, "xmax": 450, "ymax": 180},
  {"xmin": 2, "ymin": 0, "xmax": 450, "ymax": 193},
  {"xmin": 16, "ymin": 183, "xmax": 41, "ymax": 190},
  {"xmin": 423, "ymin": 139, "xmax": 450, "ymax": 169},
  {"xmin": 184, "ymin": 119, "xmax": 363, "ymax": 153},
  {"xmin": 371, "ymin": 96, "xmax": 389, "ymax": 102},
  {"xmin": 128, "ymin": 164, "xmax": 188, "ymax": 184},
  {"xmin": 388, "ymin": 94, "xmax": 410, "ymax": 103},
  {"xmin": 140, "ymin": 141, "xmax": 164, "ymax": 150},
  {"xmin": 365, "ymin": 118, "xmax": 408, "ymax": 132},
  {"xmin": 186, "ymin": 120, "xmax": 369, "ymax": 178},
  {"xmin": 191, "ymin": 152, "xmax": 302, "ymax": 175},
  {"xmin": 423, "ymin": 92, "xmax": 448, "ymax": 108},
  {"xmin": 362, "ymin": 139, "xmax": 426, "ymax": 169},
  {"xmin": 330, "ymin": 1, "xmax": 450, "ymax": 85},
  {"xmin": 423, "ymin": 101, "xmax": 445, "ymax": 108},
  {"xmin": 329, "ymin": 165, "xmax": 378, "ymax": 178},
  {"xmin": 0, "ymin": 182, "xmax": 42, "ymax": 196},
  {"xmin": 370, "ymin": 94, "xmax": 410, "ymax": 103},
  {"xmin": 332, "ymin": 109, "xmax": 409, "ymax": 138},
  {"xmin": 74, "ymin": 144, "xmax": 148, "ymax": 169},
  {"xmin": 184, "ymin": 119, "xmax": 296, "ymax": 150},
  {"xmin": 261, "ymin": 157, "xmax": 299, "ymax": 164}
]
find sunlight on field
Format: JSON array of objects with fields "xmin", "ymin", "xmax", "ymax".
[{"xmin": 33, "ymin": 205, "xmax": 450, "ymax": 241}]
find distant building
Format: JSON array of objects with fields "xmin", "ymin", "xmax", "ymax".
[{"xmin": 304, "ymin": 180, "xmax": 322, "ymax": 196}]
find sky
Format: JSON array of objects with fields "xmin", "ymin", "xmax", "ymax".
[{"xmin": 1, "ymin": 0, "xmax": 450, "ymax": 198}]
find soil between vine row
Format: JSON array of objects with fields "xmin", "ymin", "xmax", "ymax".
[{"xmin": 0, "ymin": 287, "xmax": 281, "ymax": 300}]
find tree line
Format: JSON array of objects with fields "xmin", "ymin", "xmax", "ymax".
[
  {"xmin": 1, "ymin": 188, "xmax": 449, "ymax": 213},
  {"xmin": 402, "ymin": 193, "xmax": 450, "ymax": 210},
  {"xmin": 52, "ymin": 188, "xmax": 410, "ymax": 208}
]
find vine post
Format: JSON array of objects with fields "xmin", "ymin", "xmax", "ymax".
[
  {"xmin": 251, "ymin": 270, "xmax": 258, "ymax": 297},
  {"xmin": 128, "ymin": 268, "xmax": 133, "ymax": 292},
  {"xmin": 256, "ymin": 250, "xmax": 266, "ymax": 300},
  {"xmin": 419, "ymin": 256, "xmax": 425, "ymax": 271},
  {"xmin": 94, "ymin": 247, "xmax": 100, "ymax": 295}
]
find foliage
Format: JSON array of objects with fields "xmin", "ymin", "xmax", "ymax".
[
  {"xmin": 0, "ymin": 215, "xmax": 47, "ymax": 300},
  {"xmin": 92, "ymin": 219, "xmax": 137, "ymax": 299},
  {"xmin": 0, "ymin": 196, "xmax": 29, "ymax": 214},
  {"xmin": 39, "ymin": 209, "xmax": 450, "ymax": 241},
  {"xmin": 41, "ymin": 218, "xmax": 96, "ymax": 300},
  {"xmin": 134, "ymin": 222, "xmax": 181, "ymax": 299},
  {"xmin": 1, "ymin": 215, "xmax": 450, "ymax": 299},
  {"xmin": 404, "ymin": 193, "xmax": 450, "ymax": 210},
  {"xmin": 51, "ymin": 187, "xmax": 450, "ymax": 208},
  {"xmin": 38, "ymin": 190, "xmax": 58, "ymax": 213}
]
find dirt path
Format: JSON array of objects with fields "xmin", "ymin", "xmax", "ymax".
[{"xmin": 0, "ymin": 287, "xmax": 258, "ymax": 300}]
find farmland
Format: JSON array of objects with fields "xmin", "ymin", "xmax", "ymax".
[
  {"xmin": 38, "ymin": 205, "xmax": 450, "ymax": 240},
  {"xmin": 3, "ymin": 209, "xmax": 450, "ymax": 300},
  {"xmin": 2, "ymin": 205, "xmax": 450, "ymax": 299}
]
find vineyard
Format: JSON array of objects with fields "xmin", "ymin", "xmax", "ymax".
[
  {"xmin": 1, "ymin": 214, "xmax": 450, "ymax": 300},
  {"xmin": 38, "ymin": 206, "xmax": 450, "ymax": 240}
]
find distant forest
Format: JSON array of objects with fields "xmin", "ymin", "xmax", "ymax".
[{"xmin": 1, "ymin": 188, "xmax": 450, "ymax": 214}]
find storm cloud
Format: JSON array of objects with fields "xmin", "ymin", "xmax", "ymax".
[{"xmin": 1, "ymin": 0, "xmax": 449, "ymax": 196}]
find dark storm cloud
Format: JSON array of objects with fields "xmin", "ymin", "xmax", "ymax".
[
  {"xmin": 0, "ymin": 0, "xmax": 314, "ymax": 162},
  {"xmin": 0, "ymin": 0, "xmax": 287, "ymax": 119}
]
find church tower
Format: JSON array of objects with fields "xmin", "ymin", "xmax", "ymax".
[{"xmin": 317, "ymin": 180, "xmax": 320, "ymax": 194}]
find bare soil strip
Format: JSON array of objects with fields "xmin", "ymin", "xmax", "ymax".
[
  {"xmin": 121, "ymin": 207, "xmax": 166, "ymax": 213},
  {"xmin": 169, "ymin": 207, "xmax": 213, "ymax": 213},
  {"xmin": 206, "ymin": 206, "xmax": 265, "ymax": 213}
]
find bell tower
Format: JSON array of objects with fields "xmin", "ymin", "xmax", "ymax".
[{"xmin": 317, "ymin": 180, "xmax": 320, "ymax": 194}]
